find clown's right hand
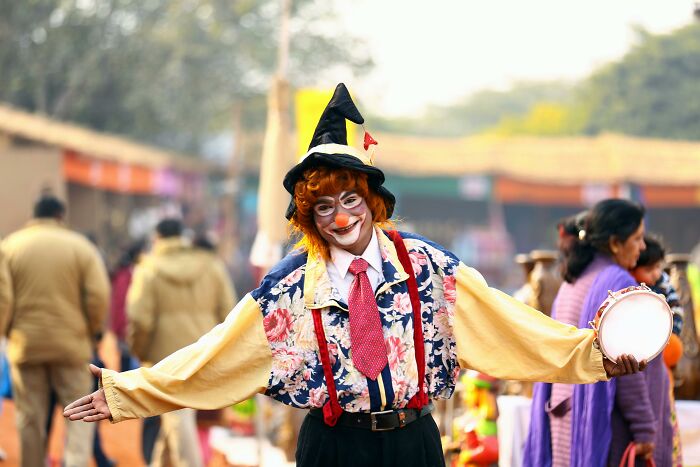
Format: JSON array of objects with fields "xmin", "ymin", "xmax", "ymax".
[{"xmin": 63, "ymin": 364, "xmax": 112, "ymax": 422}]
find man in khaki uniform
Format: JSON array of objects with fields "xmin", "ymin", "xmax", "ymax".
[
  {"xmin": 128, "ymin": 218, "xmax": 235, "ymax": 467},
  {"xmin": 1, "ymin": 196, "xmax": 109, "ymax": 467},
  {"xmin": 0, "ymin": 246, "xmax": 11, "ymax": 334}
]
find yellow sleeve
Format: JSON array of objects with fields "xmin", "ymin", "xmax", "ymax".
[
  {"xmin": 102, "ymin": 294, "xmax": 272, "ymax": 423},
  {"xmin": 454, "ymin": 263, "xmax": 607, "ymax": 383}
]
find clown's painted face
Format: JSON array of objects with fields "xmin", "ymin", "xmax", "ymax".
[{"xmin": 313, "ymin": 190, "xmax": 373, "ymax": 255}]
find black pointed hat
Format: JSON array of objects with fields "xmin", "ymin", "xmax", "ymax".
[{"xmin": 283, "ymin": 83, "xmax": 395, "ymax": 220}]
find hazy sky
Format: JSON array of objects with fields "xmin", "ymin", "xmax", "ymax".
[{"xmin": 323, "ymin": 0, "xmax": 696, "ymax": 116}]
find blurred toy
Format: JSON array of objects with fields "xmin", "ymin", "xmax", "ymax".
[
  {"xmin": 444, "ymin": 371, "xmax": 499, "ymax": 467},
  {"xmin": 226, "ymin": 398, "xmax": 257, "ymax": 436}
]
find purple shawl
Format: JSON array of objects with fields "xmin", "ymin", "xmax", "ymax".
[{"xmin": 524, "ymin": 260, "xmax": 635, "ymax": 467}]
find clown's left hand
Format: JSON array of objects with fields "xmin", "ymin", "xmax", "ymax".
[{"xmin": 603, "ymin": 354, "xmax": 647, "ymax": 378}]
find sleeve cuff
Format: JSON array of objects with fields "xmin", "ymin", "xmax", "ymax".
[
  {"xmin": 591, "ymin": 345, "xmax": 610, "ymax": 381},
  {"xmin": 633, "ymin": 431, "xmax": 655, "ymax": 444},
  {"xmin": 100, "ymin": 369, "xmax": 125, "ymax": 423}
]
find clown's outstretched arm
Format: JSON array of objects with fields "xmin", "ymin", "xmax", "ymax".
[
  {"xmin": 65, "ymin": 295, "xmax": 271, "ymax": 423},
  {"xmin": 453, "ymin": 264, "xmax": 634, "ymax": 384}
]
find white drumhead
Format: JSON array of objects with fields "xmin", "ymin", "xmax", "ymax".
[{"xmin": 597, "ymin": 291, "xmax": 672, "ymax": 362}]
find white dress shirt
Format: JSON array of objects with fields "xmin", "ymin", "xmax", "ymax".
[{"xmin": 326, "ymin": 228, "xmax": 384, "ymax": 304}]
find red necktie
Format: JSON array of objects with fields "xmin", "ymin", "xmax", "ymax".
[{"xmin": 348, "ymin": 258, "xmax": 388, "ymax": 380}]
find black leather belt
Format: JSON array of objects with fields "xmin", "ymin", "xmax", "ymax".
[{"xmin": 309, "ymin": 403, "xmax": 434, "ymax": 431}]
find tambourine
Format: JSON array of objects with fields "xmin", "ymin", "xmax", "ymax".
[{"xmin": 590, "ymin": 284, "xmax": 672, "ymax": 362}]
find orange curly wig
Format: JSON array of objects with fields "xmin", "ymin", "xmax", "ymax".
[{"xmin": 289, "ymin": 166, "xmax": 393, "ymax": 260}]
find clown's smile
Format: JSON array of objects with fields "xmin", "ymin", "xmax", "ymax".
[{"xmin": 323, "ymin": 213, "xmax": 366, "ymax": 246}]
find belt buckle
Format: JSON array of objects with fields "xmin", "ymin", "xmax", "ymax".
[{"xmin": 370, "ymin": 410, "xmax": 395, "ymax": 431}]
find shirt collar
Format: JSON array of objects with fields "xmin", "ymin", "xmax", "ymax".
[
  {"xmin": 329, "ymin": 228, "xmax": 383, "ymax": 279},
  {"xmin": 303, "ymin": 228, "xmax": 409, "ymax": 310}
]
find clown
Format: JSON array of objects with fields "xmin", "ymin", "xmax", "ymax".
[{"xmin": 65, "ymin": 84, "xmax": 645, "ymax": 467}]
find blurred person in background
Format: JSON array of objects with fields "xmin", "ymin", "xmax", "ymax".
[
  {"xmin": 526, "ymin": 199, "xmax": 674, "ymax": 467},
  {"xmin": 110, "ymin": 239, "xmax": 146, "ymax": 372},
  {"xmin": 127, "ymin": 218, "xmax": 235, "ymax": 467},
  {"xmin": 629, "ymin": 234, "xmax": 683, "ymax": 466},
  {"xmin": 630, "ymin": 235, "xmax": 684, "ymax": 337},
  {"xmin": 43, "ymin": 231, "xmax": 117, "ymax": 467},
  {"xmin": 0, "ymin": 195, "xmax": 110, "ymax": 467},
  {"xmin": 0, "ymin": 245, "xmax": 11, "ymax": 338},
  {"xmin": 528, "ymin": 250, "xmax": 562, "ymax": 318},
  {"xmin": 109, "ymin": 238, "xmax": 153, "ymax": 462},
  {"xmin": 512, "ymin": 253, "xmax": 535, "ymax": 304},
  {"xmin": 513, "ymin": 251, "xmax": 561, "ymax": 317}
]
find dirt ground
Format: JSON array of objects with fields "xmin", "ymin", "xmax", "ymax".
[{"xmin": 0, "ymin": 400, "xmax": 146, "ymax": 466}]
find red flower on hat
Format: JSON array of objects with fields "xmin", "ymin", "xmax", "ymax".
[{"xmin": 364, "ymin": 131, "xmax": 378, "ymax": 150}]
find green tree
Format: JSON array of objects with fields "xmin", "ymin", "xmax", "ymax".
[
  {"xmin": 0, "ymin": 0, "xmax": 372, "ymax": 154},
  {"xmin": 485, "ymin": 102, "xmax": 587, "ymax": 136},
  {"xmin": 370, "ymin": 81, "xmax": 575, "ymax": 137},
  {"xmin": 578, "ymin": 23, "xmax": 700, "ymax": 140}
]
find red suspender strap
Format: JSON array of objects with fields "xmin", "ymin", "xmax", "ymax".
[
  {"xmin": 311, "ymin": 308, "xmax": 343, "ymax": 426},
  {"xmin": 387, "ymin": 230, "xmax": 428, "ymax": 409}
]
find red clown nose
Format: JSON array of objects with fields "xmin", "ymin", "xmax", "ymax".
[{"xmin": 335, "ymin": 212, "xmax": 350, "ymax": 228}]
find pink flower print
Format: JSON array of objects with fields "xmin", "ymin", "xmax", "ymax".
[
  {"xmin": 443, "ymin": 274, "xmax": 456, "ymax": 303},
  {"xmin": 309, "ymin": 386, "xmax": 327, "ymax": 407},
  {"xmin": 271, "ymin": 347, "xmax": 303, "ymax": 377},
  {"xmin": 264, "ymin": 308, "xmax": 292, "ymax": 342},
  {"xmin": 386, "ymin": 336, "xmax": 408, "ymax": 370},
  {"xmin": 360, "ymin": 385, "xmax": 370, "ymax": 400},
  {"xmin": 302, "ymin": 368, "xmax": 312, "ymax": 381},
  {"xmin": 408, "ymin": 251, "xmax": 429, "ymax": 277},
  {"xmin": 392, "ymin": 376, "xmax": 408, "ymax": 404},
  {"xmin": 327, "ymin": 343, "xmax": 339, "ymax": 366},
  {"xmin": 434, "ymin": 307, "xmax": 451, "ymax": 336},
  {"xmin": 282, "ymin": 268, "xmax": 303, "ymax": 286},
  {"xmin": 392, "ymin": 292, "xmax": 412, "ymax": 314}
]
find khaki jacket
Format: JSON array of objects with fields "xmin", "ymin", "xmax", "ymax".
[
  {"xmin": 0, "ymin": 247, "xmax": 12, "ymax": 334},
  {"xmin": 1, "ymin": 219, "xmax": 110, "ymax": 365},
  {"xmin": 127, "ymin": 237, "xmax": 236, "ymax": 365}
]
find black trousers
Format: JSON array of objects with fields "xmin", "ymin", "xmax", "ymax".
[{"xmin": 295, "ymin": 412, "xmax": 445, "ymax": 467}]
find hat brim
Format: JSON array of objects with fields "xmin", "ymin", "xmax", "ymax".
[{"xmin": 283, "ymin": 153, "xmax": 395, "ymax": 220}]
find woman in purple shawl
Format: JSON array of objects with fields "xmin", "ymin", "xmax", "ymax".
[{"xmin": 524, "ymin": 199, "xmax": 673, "ymax": 467}]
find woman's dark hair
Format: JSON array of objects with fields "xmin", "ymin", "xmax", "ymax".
[
  {"xmin": 193, "ymin": 232, "xmax": 216, "ymax": 251},
  {"xmin": 635, "ymin": 234, "xmax": 665, "ymax": 267},
  {"xmin": 557, "ymin": 210, "xmax": 588, "ymax": 257},
  {"xmin": 562, "ymin": 198, "xmax": 645, "ymax": 283},
  {"xmin": 117, "ymin": 239, "xmax": 146, "ymax": 268}
]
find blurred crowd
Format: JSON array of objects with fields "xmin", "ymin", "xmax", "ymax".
[{"xmin": 0, "ymin": 195, "xmax": 240, "ymax": 467}]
